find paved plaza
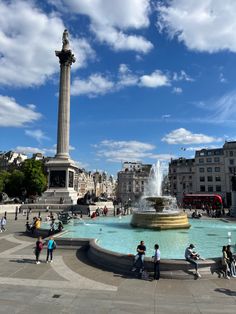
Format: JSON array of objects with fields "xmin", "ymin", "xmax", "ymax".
[{"xmin": 0, "ymin": 214, "xmax": 236, "ymax": 313}]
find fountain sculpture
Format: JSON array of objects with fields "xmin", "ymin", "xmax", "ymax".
[{"xmin": 130, "ymin": 161, "xmax": 190, "ymax": 230}]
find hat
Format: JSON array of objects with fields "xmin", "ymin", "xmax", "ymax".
[{"xmin": 189, "ymin": 244, "xmax": 195, "ymax": 248}]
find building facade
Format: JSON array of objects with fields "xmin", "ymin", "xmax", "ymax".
[
  {"xmin": 168, "ymin": 141, "xmax": 236, "ymax": 206},
  {"xmin": 117, "ymin": 162, "xmax": 152, "ymax": 204}
]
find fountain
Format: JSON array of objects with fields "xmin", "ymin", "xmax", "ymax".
[{"xmin": 130, "ymin": 161, "xmax": 190, "ymax": 230}]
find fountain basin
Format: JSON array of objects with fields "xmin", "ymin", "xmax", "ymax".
[{"xmin": 131, "ymin": 211, "xmax": 190, "ymax": 230}]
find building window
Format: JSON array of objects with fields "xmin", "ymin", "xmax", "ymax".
[
  {"xmin": 200, "ymin": 176, "xmax": 205, "ymax": 182},
  {"xmin": 207, "ymin": 176, "xmax": 213, "ymax": 182},
  {"xmin": 207, "ymin": 167, "xmax": 212, "ymax": 172},
  {"xmin": 173, "ymin": 183, "xmax": 176, "ymax": 189},
  {"xmin": 214, "ymin": 157, "xmax": 220, "ymax": 162},
  {"xmin": 215, "ymin": 167, "xmax": 220, "ymax": 172},
  {"xmin": 200, "ymin": 185, "xmax": 205, "ymax": 192},
  {"xmin": 189, "ymin": 176, "xmax": 192, "ymax": 179},
  {"xmin": 208, "ymin": 186, "xmax": 213, "ymax": 192},
  {"xmin": 216, "ymin": 185, "xmax": 221, "ymax": 192},
  {"xmin": 173, "ymin": 168, "xmax": 176, "ymax": 172},
  {"xmin": 230, "ymin": 159, "xmax": 234, "ymax": 165},
  {"xmin": 199, "ymin": 168, "xmax": 204, "ymax": 173},
  {"xmin": 206, "ymin": 158, "xmax": 212, "ymax": 162},
  {"xmin": 183, "ymin": 183, "xmax": 186, "ymax": 189},
  {"xmin": 230, "ymin": 151, "xmax": 234, "ymax": 157},
  {"xmin": 199, "ymin": 158, "xmax": 204, "ymax": 163},
  {"xmin": 207, "ymin": 151, "xmax": 212, "ymax": 156},
  {"xmin": 215, "ymin": 176, "xmax": 221, "ymax": 182}
]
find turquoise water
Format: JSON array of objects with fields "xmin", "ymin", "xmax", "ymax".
[{"xmin": 57, "ymin": 216, "xmax": 236, "ymax": 259}]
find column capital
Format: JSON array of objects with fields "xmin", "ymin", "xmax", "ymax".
[{"xmin": 55, "ymin": 49, "xmax": 76, "ymax": 66}]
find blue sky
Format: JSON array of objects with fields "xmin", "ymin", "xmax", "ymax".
[{"xmin": 1, "ymin": 0, "xmax": 236, "ymax": 175}]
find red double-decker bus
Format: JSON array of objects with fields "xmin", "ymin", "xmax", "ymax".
[{"xmin": 182, "ymin": 194, "xmax": 223, "ymax": 209}]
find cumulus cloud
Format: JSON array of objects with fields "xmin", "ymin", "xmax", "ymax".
[
  {"xmin": 157, "ymin": 0, "xmax": 236, "ymax": 53},
  {"xmin": 71, "ymin": 74, "xmax": 114, "ymax": 97},
  {"xmin": 0, "ymin": 95, "xmax": 41, "ymax": 127},
  {"xmin": 71, "ymin": 65, "xmax": 172, "ymax": 97},
  {"xmin": 25, "ymin": 129, "xmax": 49, "ymax": 143},
  {"xmin": 50, "ymin": 0, "xmax": 153, "ymax": 53},
  {"xmin": 139, "ymin": 70, "xmax": 170, "ymax": 88},
  {"xmin": 93, "ymin": 139, "xmax": 173, "ymax": 162},
  {"xmin": 162, "ymin": 128, "xmax": 222, "ymax": 144},
  {"xmin": 0, "ymin": 0, "xmax": 94, "ymax": 87}
]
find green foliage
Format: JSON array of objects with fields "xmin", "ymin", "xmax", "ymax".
[
  {"xmin": 5, "ymin": 170, "xmax": 25, "ymax": 197},
  {"xmin": 21, "ymin": 159, "xmax": 47, "ymax": 196},
  {"xmin": 0, "ymin": 171, "xmax": 10, "ymax": 193}
]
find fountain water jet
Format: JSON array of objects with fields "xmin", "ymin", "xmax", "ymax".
[{"xmin": 131, "ymin": 161, "xmax": 190, "ymax": 230}]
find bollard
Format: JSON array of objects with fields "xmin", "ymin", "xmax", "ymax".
[
  {"xmin": 15, "ymin": 207, "xmax": 18, "ymax": 221},
  {"xmin": 26, "ymin": 210, "xmax": 29, "ymax": 221},
  {"xmin": 4, "ymin": 211, "xmax": 7, "ymax": 220}
]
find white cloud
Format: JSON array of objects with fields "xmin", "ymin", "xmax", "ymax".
[
  {"xmin": 25, "ymin": 129, "xmax": 49, "ymax": 143},
  {"xmin": 94, "ymin": 140, "xmax": 155, "ymax": 162},
  {"xmin": 139, "ymin": 70, "xmax": 170, "ymax": 88},
  {"xmin": 93, "ymin": 139, "xmax": 174, "ymax": 162},
  {"xmin": 219, "ymin": 73, "xmax": 227, "ymax": 83},
  {"xmin": 172, "ymin": 87, "xmax": 183, "ymax": 94},
  {"xmin": 71, "ymin": 66, "xmax": 173, "ymax": 97},
  {"xmin": 0, "ymin": 0, "xmax": 94, "ymax": 87},
  {"xmin": 162, "ymin": 128, "xmax": 222, "ymax": 144},
  {"xmin": 51, "ymin": 0, "xmax": 153, "ymax": 53},
  {"xmin": 15, "ymin": 146, "xmax": 44, "ymax": 155},
  {"xmin": 71, "ymin": 74, "xmax": 114, "ymax": 97},
  {"xmin": 161, "ymin": 114, "xmax": 171, "ymax": 119},
  {"xmin": 157, "ymin": 0, "xmax": 236, "ymax": 53},
  {"xmin": 0, "ymin": 95, "xmax": 41, "ymax": 127},
  {"xmin": 173, "ymin": 70, "xmax": 193, "ymax": 82}
]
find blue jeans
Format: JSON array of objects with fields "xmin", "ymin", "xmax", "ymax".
[
  {"xmin": 134, "ymin": 254, "xmax": 145, "ymax": 269},
  {"xmin": 186, "ymin": 258, "xmax": 198, "ymax": 271}
]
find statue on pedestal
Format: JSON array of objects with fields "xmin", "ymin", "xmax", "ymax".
[{"xmin": 62, "ymin": 29, "xmax": 70, "ymax": 51}]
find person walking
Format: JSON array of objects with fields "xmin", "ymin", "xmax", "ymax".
[
  {"xmin": 185, "ymin": 244, "xmax": 201, "ymax": 278},
  {"xmin": 35, "ymin": 236, "xmax": 44, "ymax": 264},
  {"xmin": 46, "ymin": 236, "xmax": 56, "ymax": 263},
  {"xmin": 0, "ymin": 216, "xmax": 6, "ymax": 232},
  {"xmin": 152, "ymin": 244, "xmax": 160, "ymax": 280},
  {"xmin": 131, "ymin": 240, "xmax": 146, "ymax": 273}
]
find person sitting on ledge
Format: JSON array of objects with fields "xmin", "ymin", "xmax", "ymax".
[
  {"xmin": 185, "ymin": 244, "xmax": 202, "ymax": 278},
  {"xmin": 131, "ymin": 240, "xmax": 146, "ymax": 273}
]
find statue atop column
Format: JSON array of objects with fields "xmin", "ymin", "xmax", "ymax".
[{"xmin": 62, "ymin": 29, "xmax": 70, "ymax": 51}]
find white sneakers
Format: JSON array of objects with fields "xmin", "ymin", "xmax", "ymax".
[
  {"xmin": 196, "ymin": 271, "xmax": 201, "ymax": 278},
  {"xmin": 36, "ymin": 261, "xmax": 41, "ymax": 264}
]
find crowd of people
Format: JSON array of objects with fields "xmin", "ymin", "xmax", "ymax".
[{"xmin": 130, "ymin": 241, "xmax": 236, "ymax": 280}]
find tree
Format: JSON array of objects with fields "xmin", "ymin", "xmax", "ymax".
[
  {"xmin": 21, "ymin": 159, "xmax": 47, "ymax": 196},
  {"xmin": 5, "ymin": 169, "xmax": 25, "ymax": 198},
  {"xmin": 0, "ymin": 170, "xmax": 10, "ymax": 193}
]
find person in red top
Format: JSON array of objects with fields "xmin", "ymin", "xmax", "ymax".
[{"xmin": 35, "ymin": 236, "xmax": 44, "ymax": 264}]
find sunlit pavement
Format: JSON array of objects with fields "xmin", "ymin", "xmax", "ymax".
[{"xmin": 0, "ymin": 213, "xmax": 236, "ymax": 313}]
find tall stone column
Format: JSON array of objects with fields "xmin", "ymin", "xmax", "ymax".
[{"xmin": 55, "ymin": 29, "xmax": 75, "ymax": 159}]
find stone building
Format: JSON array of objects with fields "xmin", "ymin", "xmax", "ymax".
[
  {"xmin": 168, "ymin": 141, "xmax": 236, "ymax": 206},
  {"xmin": 117, "ymin": 162, "xmax": 152, "ymax": 204},
  {"xmin": 76, "ymin": 169, "xmax": 115, "ymax": 199},
  {"xmin": 0, "ymin": 151, "xmax": 28, "ymax": 171}
]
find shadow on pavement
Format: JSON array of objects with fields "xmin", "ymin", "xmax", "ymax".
[{"xmin": 215, "ymin": 288, "xmax": 236, "ymax": 296}]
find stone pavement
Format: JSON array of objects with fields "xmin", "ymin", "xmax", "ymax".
[{"xmin": 0, "ymin": 214, "xmax": 236, "ymax": 313}]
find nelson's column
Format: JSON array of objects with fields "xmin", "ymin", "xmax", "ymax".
[{"xmin": 41, "ymin": 30, "xmax": 78, "ymax": 205}]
